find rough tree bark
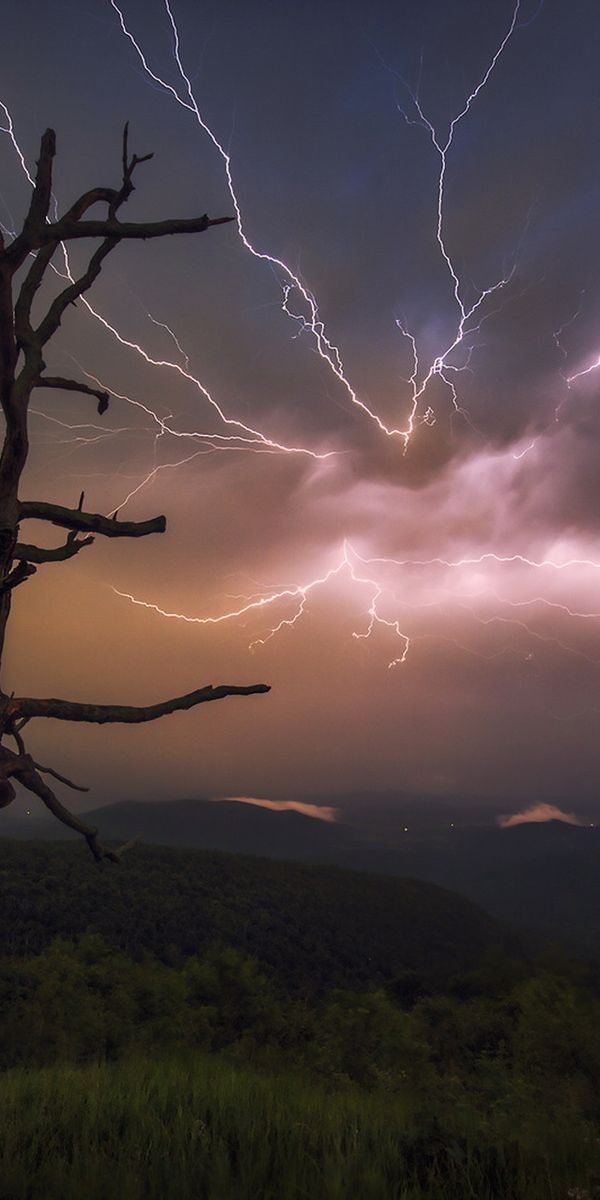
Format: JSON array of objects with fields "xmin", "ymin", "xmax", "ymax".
[{"xmin": 0, "ymin": 126, "xmax": 270, "ymax": 861}]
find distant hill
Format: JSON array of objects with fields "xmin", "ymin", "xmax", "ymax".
[
  {"xmin": 0, "ymin": 839, "xmax": 509, "ymax": 992},
  {"xmin": 419, "ymin": 821, "xmax": 600, "ymax": 953},
  {"xmin": 3, "ymin": 797, "xmax": 599, "ymax": 955},
  {"xmin": 1, "ymin": 798, "xmax": 344, "ymax": 860},
  {"xmin": 85, "ymin": 797, "xmax": 345, "ymax": 860},
  {"xmin": 335, "ymin": 819, "xmax": 600, "ymax": 956}
]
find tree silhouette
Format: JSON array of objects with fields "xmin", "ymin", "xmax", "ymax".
[{"xmin": 0, "ymin": 127, "xmax": 269, "ymax": 860}]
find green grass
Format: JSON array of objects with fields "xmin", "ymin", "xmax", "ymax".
[{"xmin": 0, "ymin": 1055, "xmax": 597, "ymax": 1200}]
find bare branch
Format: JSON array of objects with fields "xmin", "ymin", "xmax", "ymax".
[
  {"xmin": 0, "ymin": 560, "xmax": 37, "ymax": 592},
  {"xmin": 17, "ymin": 132, "xmax": 139, "ymax": 349},
  {"xmin": 27, "ymin": 130, "xmax": 56, "ymax": 227},
  {"xmin": 7, "ymin": 127, "xmax": 136, "ymax": 276},
  {"xmin": 14, "ymin": 242, "xmax": 60, "ymax": 357},
  {"xmin": 15, "ymin": 683, "xmax": 271, "ymax": 725},
  {"xmin": 0, "ymin": 719, "xmax": 27, "ymax": 806},
  {"xmin": 40, "ymin": 213, "xmax": 233, "ymax": 244},
  {"xmin": 19, "ymin": 500, "xmax": 165, "ymax": 538},
  {"xmin": 10, "ymin": 128, "xmax": 232, "ymax": 367},
  {"xmin": 110, "ymin": 121, "xmax": 153, "ymax": 218},
  {"xmin": 10, "ymin": 754, "xmax": 132, "ymax": 862},
  {"xmin": 14, "ymin": 188, "xmax": 123, "ymax": 352},
  {"xmin": 14, "ymin": 530, "xmax": 94, "ymax": 564},
  {"xmin": 5, "ymin": 721, "xmax": 87, "ymax": 791},
  {"xmin": 62, "ymin": 187, "xmax": 120, "ymax": 223},
  {"xmin": 30, "ymin": 761, "xmax": 89, "ymax": 793},
  {"xmin": 0, "ymin": 259, "xmax": 17, "ymax": 383},
  {"xmin": 0, "ymin": 746, "xmax": 29, "ymax": 777},
  {"xmin": 36, "ymin": 236, "xmax": 118, "ymax": 347},
  {"xmin": 0, "ymin": 745, "xmax": 30, "ymax": 807},
  {"xmin": 7, "ymin": 721, "xmax": 26, "ymax": 756},
  {"xmin": 35, "ymin": 376, "xmax": 110, "ymax": 415},
  {"xmin": 4, "ymin": 130, "xmax": 56, "ymax": 270}
]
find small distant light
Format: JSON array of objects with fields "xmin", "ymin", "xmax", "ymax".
[
  {"xmin": 450, "ymin": 822, "xmax": 454, "ymax": 827},
  {"xmin": 404, "ymin": 826, "xmax": 408, "ymax": 832}
]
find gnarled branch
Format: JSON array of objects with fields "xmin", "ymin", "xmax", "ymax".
[
  {"xmin": 15, "ymin": 187, "xmax": 124, "ymax": 352},
  {"xmin": 35, "ymin": 236, "xmax": 118, "ymax": 347},
  {"xmin": 0, "ymin": 560, "xmax": 37, "ymax": 592},
  {"xmin": 11, "ymin": 125, "xmax": 233, "ymax": 358},
  {"xmin": 19, "ymin": 500, "xmax": 165, "ymax": 538},
  {"xmin": 15, "ymin": 683, "xmax": 271, "ymax": 725},
  {"xmin": 14, "ymin": 242, "xmax": 60, "ymax": 357},
  {"xmin": 35, "ymin": 376, "xmax": 110, "ymax": 415},
  {"xmin": 28, "ymin": 760, "xmax": 89, "ymax": 793},
  {"xmin": 40, "ymin": 213, "xmax": 233, "ymax": 245},
  {"xmin": 10, "ymin": 754, "xmax": 133, "ymax": 862},
  {"xmin": 5, "ymin": 129, "xmax": 56, "ymax": 271},
  {"xmin": 0, "ymin": 744, "xmax": 128, "ymax": 860},
  {"xmin": 0, "ymin": 745, "xmax": 22, "ymax": 808},
  {"xmin": 13, "ymin": 530, "xmax": 94, "ymax": 564},
  {"xmin": 5, "ymin": 723, "xmax": 88, "ymax": 793}
]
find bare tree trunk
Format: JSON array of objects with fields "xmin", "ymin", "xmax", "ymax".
[
  {"xmin": 0, "ymin": 127, "xmax": 270, "ymax": 858},
  {"xmin": 0, "ymin": 259, "xmax": 22, "ymax": 661}
]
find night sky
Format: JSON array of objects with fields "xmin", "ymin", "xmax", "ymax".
[{"xmin": 2, "ymin": 0, "xmax": 600, "ymax": 810}]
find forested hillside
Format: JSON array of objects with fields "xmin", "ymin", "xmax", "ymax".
[
  {"xmin": 0, "ymin": 840, "xmax": 598, "ymax": 1197},
  {"xmin": 0, "ymin": 840, "xmax": 507, "ymax": 991}
]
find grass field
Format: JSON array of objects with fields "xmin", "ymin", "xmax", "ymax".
[{"xmin": 0, "ymin": 1054, "xmax": 597, "ymax": 1200}]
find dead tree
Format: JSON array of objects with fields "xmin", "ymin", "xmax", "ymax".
[{"xmin": 0, "ymin": 127, "xmax": 269, "ymax": 860}]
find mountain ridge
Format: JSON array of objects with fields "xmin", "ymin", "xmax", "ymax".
[{"xmin": 3, "ymin": 796, "xmax": 598, "ymax": 954}]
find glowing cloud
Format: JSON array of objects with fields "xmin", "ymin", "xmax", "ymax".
[
  {"xmin": 498, "ymin": 803, "xmax": 585, "ymax": 828},
  {"xmin": 219, "ymin": 797, "xmax": 339, "ymax": 823}
]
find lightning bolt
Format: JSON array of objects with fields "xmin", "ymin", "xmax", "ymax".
[
  {"xmin": 0, "ymin": 100, "xmax": 35, "ymax": 185},
  {"xmin": 567, "ymin": 355, "xmax": 600, "ymax": 386},
  {"xmin": 355, "ymin": 547, "xmax": 600, "ymax": 573},
  {"xmin": 5, "ymin": 4, "xmax": 600, "ymax": 709},
  {"xmin": 113, "ymin": 541, "xmax": 411, "ymax": 667},
  {"xmin": 109, "ymin": 0, "xmax": 410, "ymax": 442},
  {"xmin": 109, "ymin": 0, "xmax": 525, "ymax": 448},
  {"xmin": 390, "ymin": 1, "xmax": 524, "ymax": 439},
  {"xmin": 112, "ymin": 537, "xmax": 600, "ymax": 672}
]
